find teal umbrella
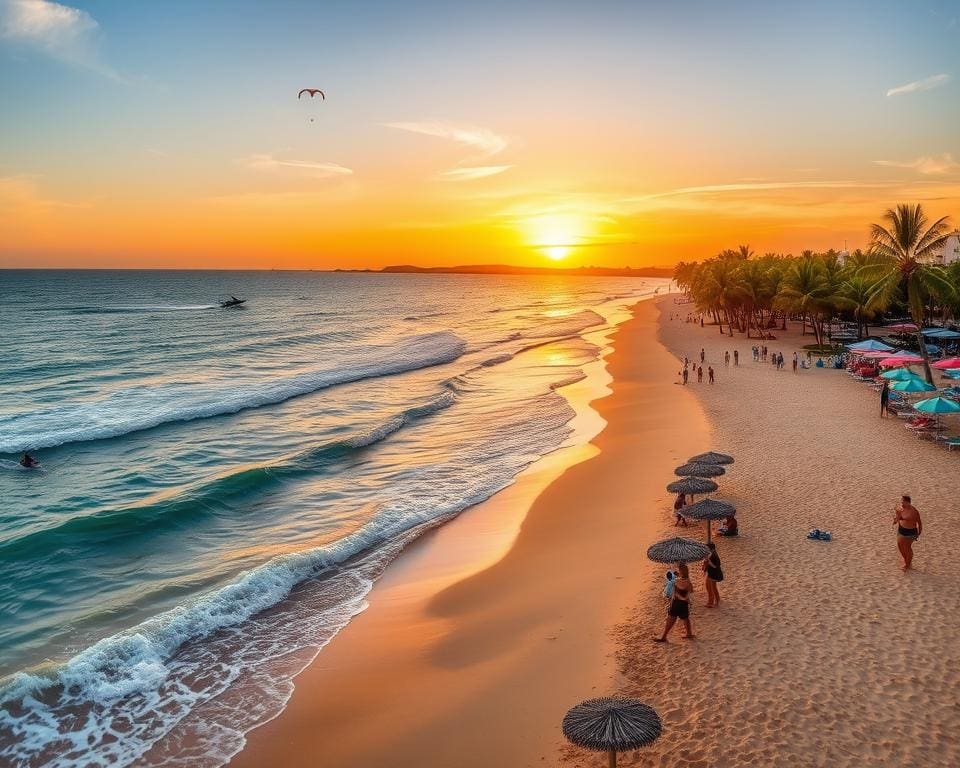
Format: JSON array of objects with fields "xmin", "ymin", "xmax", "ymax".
[
  {"xmin": 890, "ymin": 379, "xmax": 935, "ymax": 393},
  {"xmin": 914, "ymin": 396, "xmax": 960, "ymax": 413},
  {"xmin": 880, "ymin": 369, "xmax": 921, "ymax": 381},
  {"xmin": 914, "ymin": 396, "xmax": 960, "ymax": 436}
]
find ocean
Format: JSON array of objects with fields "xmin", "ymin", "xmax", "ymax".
[{"xmin": 0, "ymin": 270, "xmax": 665, "ymax": 767}]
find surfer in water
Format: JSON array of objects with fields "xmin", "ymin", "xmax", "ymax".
[{"xmin": 19, "ymin": 452, "xmax": 39, "ymax": 468}]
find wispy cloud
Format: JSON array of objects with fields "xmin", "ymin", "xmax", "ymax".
[
  {"xmin": 384, "ymin": 121, "xmax": 508, "ymax": 157},
  {"xmin": 240, "ymin": 154, "xmax": 353, "ymax": 179},
  {"xmin": 0, "ymin": 0, "xmax": 121, "ymax": 80},
  {"xmin": 439, "ymin": 165, "xmax": 512, "ymax": 182},
  {"xmin": 873, "ymin": 153, "xmax": 960, "ymax": 175},
  {"xmin": 885, "ymin": 73, "xmax": 950, "ymax": 97}
]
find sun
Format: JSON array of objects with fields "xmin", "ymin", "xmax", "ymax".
[{"xmin": 521, "ymin": 213, "xmax": 591, "ymax": 263}]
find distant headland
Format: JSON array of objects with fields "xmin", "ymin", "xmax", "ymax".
[{"xmin": 335, "ymin": 264, "xmax": 674, "ymax": 278}]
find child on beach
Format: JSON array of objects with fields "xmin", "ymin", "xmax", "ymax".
[
  {"xmin": 674, "ymin": 492, "xmax": 688, "ymax": 526},
  {"xmin": 663, "ymin": 570, "xmax": 677, "ymax": 599}
]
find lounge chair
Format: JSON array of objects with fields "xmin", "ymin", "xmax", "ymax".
[{"xmin": 937, "ymin": 435, "xmax": 960, "ymax": 451}]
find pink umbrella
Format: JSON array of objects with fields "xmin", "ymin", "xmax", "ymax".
[
  {"xmin": 878, "ymin": 356, "xmax": 922, "ymax": 367},
  {"xmin": 933, "ymin": 358, "xmax": 960, "ymax": 369},
  {"xmin": 858, "ymin": 350, "xmax": 894, "ymax": 358},
  {"xmin": 885, "ymin": 322, "xmax": 919, "ymax": 332}
]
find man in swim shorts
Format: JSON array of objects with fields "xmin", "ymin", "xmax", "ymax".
[{"xmin": 894, "ymin": 495, "xmax": 922, "ymax": 570}]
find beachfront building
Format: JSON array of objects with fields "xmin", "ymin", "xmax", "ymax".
[{"xmin": 936, "ymin": 232, "xmax": 960, "ymax": 265}]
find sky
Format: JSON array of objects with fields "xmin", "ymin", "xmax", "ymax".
[{"xmin": 1, "ymin": 0, "xmax": 959, "ymax": 269}]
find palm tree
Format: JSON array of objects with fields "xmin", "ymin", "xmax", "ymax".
[
  {"xmin": 776, "ymin": 255, "xmax": 833, "ymax": 346},
  {"xmin": 868, "ymin": 204, "xmax": 954, "ymax": 382}
]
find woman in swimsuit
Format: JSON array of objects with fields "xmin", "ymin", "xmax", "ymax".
[
  {"xmin": 702, "ymin": 542, "xmax": 724, "ymax": 607},
  {"xmin": 654, "ymin": 563, "xmax": 694, "ymax": 642},
  {"xmin": 894, "ymin": 494, "xmax": 922, "ymax": 570}
]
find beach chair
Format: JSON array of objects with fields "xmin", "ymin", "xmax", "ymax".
[{"xmin": 937, "ymin": 435, "xmax": 960, "ymax": 451}]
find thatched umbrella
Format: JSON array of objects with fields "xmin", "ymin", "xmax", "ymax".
[
  {"xmin": 562, "ymin": 697, "xmax": 662, "ymax": 768},
  {"xmin": 682, "ymin": 498, "xmax": 735, "ymax": 544},
  {"xmin": 688, "ymin": 451, "xmax": 734, "ymax": 465},
  {"xmin": 666, "ymin": 477, "xmax": 718, "ymax": 497},
  {"xmin": 674, "ymin": 462, "xmax": 725, "ymax": 478},
  {"xmin": 647, "ymin": 537, "xmax": 710, "ymax": 564}
]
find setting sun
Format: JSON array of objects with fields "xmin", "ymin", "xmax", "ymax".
[{"xmin": 522, "ymin": 213, "xmax": 593, "ymax": 263}]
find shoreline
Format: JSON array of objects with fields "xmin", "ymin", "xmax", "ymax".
[{"xmin": 229, "ymin": 297, "xmax": 710, "ymax": 767}]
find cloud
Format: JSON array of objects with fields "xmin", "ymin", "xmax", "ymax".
[
  {"xmin": 384, "ymin": 121, "xmax": 508, "ymax": 156},
  {"xmin": 439, "ymin": 165, "xmax": 512, "ymax": 182},
  {"xmin": 873, "ymin": 153, "xmax": 960, "ymax": 175},
  {"xmin": 0, "ymin": 0, "xmax": 121, "ymax": 79},
  {"xmin": 240, "ymin": 154, "xmax": 353, "ymax": 179},
  {"xmin": 885, "ymin": 73, "xmax": 950, "ymax": 97}
]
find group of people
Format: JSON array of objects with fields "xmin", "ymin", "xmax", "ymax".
[
  {"xmin": 655, "ymin": 542, "xmax": 725, "ymax": 642},
  {"xmin": 678, "ymin": 356, "xmax": 714, "ymax": 385}
]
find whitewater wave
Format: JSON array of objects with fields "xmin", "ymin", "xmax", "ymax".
[
  {"xmin": 0, "ymin": 392, "xmax": 456, "ymax": 561},
  {"xmin": 0, "ymin": 331, "xmax": 466, "ymax": 454}
]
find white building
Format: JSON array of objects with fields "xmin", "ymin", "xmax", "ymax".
[{"xmin": 937, "ymin": 232, "xmax": 960, "ymax": 265}]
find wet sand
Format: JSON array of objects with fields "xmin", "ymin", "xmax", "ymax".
[{"xmin": 229, "ymin": 298, "xmax": 710, "ymax": 768}]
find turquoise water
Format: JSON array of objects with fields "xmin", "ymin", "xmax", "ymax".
[{"xmin": 0, "ymin": 270, "xmax": 663, "ymax": 767}]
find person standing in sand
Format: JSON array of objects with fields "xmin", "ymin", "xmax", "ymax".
[
  {"xmin": 697, "ymin": 365, "xmax": 703, "ymax": 383},
  {"xmin": 880, "ymin": 381, "xmax": 890, "ymax": 417},
  {"xmin": 894, "ymin": 495, "xmax": 922, "ymax": 570},
  {"xmin": 654, "ymin": 563, "xmax": 694, "ymax": 641},
  {"xmin": 702, "ymin": 542, "xmax": 723, "ymax": 607},
  {"xmin": 733, "ymin": 350, "xmax": 739, "ymax": 366},
  {"xmin": 724, "ymin": 351, "xmax": 730, "ymax": 367},
  {"xmin": 708, "ymin": 366, "xmax": 714, "ymax": 384},
  {"xmin": 682, "ymin": 367, "xmax": 689, "ymax": 385}
]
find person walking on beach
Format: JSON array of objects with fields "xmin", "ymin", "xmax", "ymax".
[
  {"xmin": 697, "ymin": 365, "xmax": 703, "ymax": 383},
  {"xmin": 894, "ymin": 495, "xmax": 922, "ymax": 570},
  {"xmin": 733, "ymin": 350, "xmax": 739, "ymax": 366},
  {"xmin": 673, "ymin": 492, "xmax": 688, "ymax": 526},
  {"xmin": 700, "ymin": 348, "xmax": 705, "ymax": 364},
  {"xmin": 724, "ymin": 351, "xmax": 730, "ymax": 367},
  {"xmin": 682, "ymin": 367, "xmax": 688, "ymax": 385},
  {"xmin": 703, "ymin": 542, "xmax": 724, "ymax": 607},
  {"xmin": 655, "ymin": 563, "xmax": 694, "ymax": 641},
  {"xmin": 880, "ymin": 381, "xmax": 890, "ymax": 417},
  {"xmin": 708, "ymin": 366, "xmax": 714, "ymax": 384},
  {"xmin": 792, "ymin": 352, "xmax": 798, "ymax": 373}
]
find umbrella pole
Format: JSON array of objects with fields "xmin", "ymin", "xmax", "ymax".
[
  {"xmin": 608, "ymin": 749, "xmax": 617, "ymax": 768},
  {"xmin": 706, "ymin": 519, "xmax": 712, "ymax": 544}
]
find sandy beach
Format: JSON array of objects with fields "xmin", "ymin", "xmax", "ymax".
[
  {"xmin": 606, "ymin": 297, "xmax": 960, "ymax": 767},
  {"xmin": 229, "ymin": 295, "xmax": 960, "ymax": 768},
  {"xmin": 229, "ymin": 297, "xmax": 710, "ymax": 768}
]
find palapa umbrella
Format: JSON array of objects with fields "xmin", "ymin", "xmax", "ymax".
[
  {"xmin": 674, "ymin": 462, "xmax": 725, "ymax": 478},
  {"xmin": 682, "ymin": 498, "xmax": 735, "ymax": 543},
  {"xmin": 562, "ymin": 697, "xmax": 662, "ymax": 768},
  {"xmin": 666, "ymin": 477, "xmax": 718, "ymax": 498},
  {"xmin": 932, "ymin": 358, "xmax": 960, "ymax": 369},
  {"xmin": 880, "ymin": 369, "xmax": 921, "ymax": 381},
  {"xmin": 688, "ymin": 451, "xmax": 734, "ymax": 465},
  {"xmin": 647, "ymin": 536, "xmax": 711, "ymax": 564},
  {"xmin": 890, "ymin": 379, "xmax": 935, "ymax": 393}
]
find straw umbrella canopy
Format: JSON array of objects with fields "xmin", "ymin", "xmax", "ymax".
[
  {"xmin": 562, "ymin": 697, "xmax": 662, "ymax": 768},
  {"xmin": 674, "ymin": 462, "xmax": 725, "ymax": 478},
  {"xmin": 683, "ymin": 498, "xmax": 735, "ymax": 543},
  {"xmin": 688, "ymin": 451, "xmax": 734, "ymax": 465},
  {"xmin": 666, "ymin": 477, "xmax": 718, "ymax": 496},
  {"xmin": 647, "ymin": 537, "xmax": 711, "ymax": 564}
]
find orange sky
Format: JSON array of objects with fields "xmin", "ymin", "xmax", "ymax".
[{"xmin": 2, "ymin": 1, "xmax": 959, "ymax": 269}]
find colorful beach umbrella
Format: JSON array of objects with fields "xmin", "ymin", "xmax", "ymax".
[
  {"xmin": 646, "ymin": 537, "xmax": 711, "ymax": 564},
  {"xmin": 914, "ymin": 396, "xmax": 960, "ymax": 414},
  {"xmin": 847, "ymin": 339, "xmax": 894, "ymax": 352},
  {"xmin": 674, "ymin": 462, "xmax": 725, "ymax": 478},
  {"xmin": 932, "ymin": 358, "xmax": 960, "ymax": 369},
  {"xmin": 886, "ymin": 322, "xmax": 919, "ymax": 332},
  {"xmin": 562, "ymin": 697, "xmax": 662, "ymax": 768},
  {"xmin": 880, "ymin": 369, "xmax": 921, "ymax": 381},
  {"xmin": 688, "ymin": 451, "xmax": 734, "ymax": 465},
  {"xmin": 926, "ymin": 329, "xmax": 960, "ymax": 339},
  {"xmin": 878, "ymin": 356, "xmax": 922, "ymax": 367},
  {"xmin": 890, "ymin": 379, "xmax": 935, "ymax": 393}
]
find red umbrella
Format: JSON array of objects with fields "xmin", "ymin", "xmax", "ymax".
[
  {"xmin": 932, "ymin": 358, "xmax": 960, "ymax": 369},
  {"xmin": 885, "ymin": 322, "xmax": 919, "ymax": 332},
  {"xmin": 878, "ymin": 355, "xmax": 922, "ymax": 367}
]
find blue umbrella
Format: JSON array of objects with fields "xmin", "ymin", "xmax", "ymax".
[
  {"xmin": 914, "ymin": 396, "xmax": 960, "ymax": 413},
  {"xmin": 927, "ymin": 329, "xmax": 960, "ymax": 339},
  {"xmin": 880, "ymin": 369, "xmax": 921, "ymax": 381},
  {"xmin": 848, "ymin": 339, "xmax": 894, "ymax": 352},
  {"xmin": 891, "ymin": 379, "xmax": 935, "ymax": 393}
]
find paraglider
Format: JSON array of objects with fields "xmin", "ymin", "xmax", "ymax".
[{"xmin": 298, "ymin": 89, "xmax": 325, "ymax": 122}]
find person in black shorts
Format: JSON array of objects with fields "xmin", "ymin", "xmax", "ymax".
[
  {"xmin": 703, "ymin": 541, "xmax": 724, "ymax": 607},
  {"xmin": 654, "ymin": 563, "xmax": 694, "ymax": 641}
]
